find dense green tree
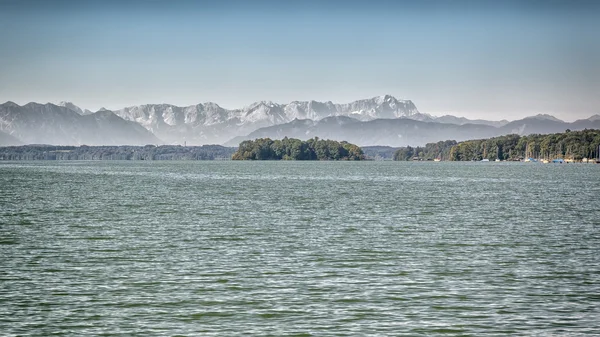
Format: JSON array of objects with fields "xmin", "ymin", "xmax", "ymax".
[
  {"xmin": 447, "ymin": 130, "xmax": 600, "ymax": 161},
  {"xmin": 393, "ymin": 140, "xmax": 458, "ymax": 161},
  {"xmin": 0, "ymin": 145, "xmax": 237, "ymax": 161},
  {"xmin": 393, "ymin": 146, "xmax": 414, "ymax": 161},
  {"xmin": 231, "ymin": 138, "xmax": 365, "ymax": 160},
  {"xmin": 392, "ymin": 129, "xmax": 600, "ymax": 162}
]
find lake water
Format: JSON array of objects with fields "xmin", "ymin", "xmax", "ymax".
[{"xmin": 1, "ymin": 161, "xmax": 599, "ymax": 336}]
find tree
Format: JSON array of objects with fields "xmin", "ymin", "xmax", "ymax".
[{"xmin": 231, "ymin": 138, "xmax": 365, "ymax": 160}]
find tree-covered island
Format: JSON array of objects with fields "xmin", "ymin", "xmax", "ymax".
[{"xmin": 232, "ymin": 137, "xmax": 365, "ymax": 160}]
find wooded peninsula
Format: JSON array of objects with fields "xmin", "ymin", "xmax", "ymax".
[{"xmin": 393, "ymin": 129, "xmax": 600, "ymax": 162}]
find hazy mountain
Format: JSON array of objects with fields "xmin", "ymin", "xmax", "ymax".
[
  {"xmin": 497, "ymin": 114, "xmax": 600, "ymax": 136},
  {"xmin": 500, "ymin": 116, "xmax": 565, "ymax": 135},
  {"xmin": 226, "ymin": 114, "xmax": 600, "ymax": 147},
  {"xmin": 0, "ymin": 130, "xmax": 22, "ymax": 146},
  {"xmin": 114, "ymin": 94, "xmax": 573, "ymax": 146},
  {"xmin": 434, "ymin": 115, "xmax": 509, "ymax": 127},
  {"xmin": 226, "ymin": 117, "xmax": 498, "ymax": 147},
  {"xmin": 574, "ymin": 114, "xmax": 600, "ymax": 123},
  {"xmin": 113, "ymin": 102, "xmax": 247, "ymax": 145},
  {"xmin": 3, "ymin": 97, "xmax": 598, "ymax": 147},
  {"xmin": 113, "ymin": 95, "xmax": 421, "ymax": 144},
  {"xmin": 0, "ymin": 102, "xmax": 160, "ymax": 145},
  {"xmin": 359, "ymin": 146, "xmax": 400, "ymax": 160},
  {"xmin": 57, "ymin": 101, "xmax": 95, "ymax": 115},
  {"xmin": 58, "ymin": 101, "xmax": 83, "ymax": 115}
]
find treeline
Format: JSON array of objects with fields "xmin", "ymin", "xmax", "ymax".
[
  {"xmin": 0, "ymin": 145, "xmax": 236, "ymax": 161},
  {"xmin": 393, "ymin": 140, "xmax": 458, "ymax": 161},
  {"xmin": 232, "ymin": 137, "xmax": 365, "ymax": 160},
  {"xmin": 448, "ymin": 129, "xmax": 600, "ymax": 161},
  {"xmin": 392, "ymin": 129, "xmax": 600, "ymax": 161},
  {"xmin": 362, "ymin": 146, "xmax": 399, "ymax": 160}
]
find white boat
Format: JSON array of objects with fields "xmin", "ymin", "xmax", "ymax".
[{"xmin": 481, "ymin": 159, "xmax": 489, "ymax": 162}]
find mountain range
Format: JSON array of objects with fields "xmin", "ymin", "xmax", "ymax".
[
  {"xmin": 0, "ymin": 102, "xmax": 159, "ymax": 145},
  {"xmin": 1, "ymin": 95, "xmax": 598, "ymax": 147},
  {"xmin": 226, "ymin": 114, "xmax": 600, "ymax": 147},
  {"xmin": 109, "ymin": 95, "xmax": 421, "ymax": 145}
]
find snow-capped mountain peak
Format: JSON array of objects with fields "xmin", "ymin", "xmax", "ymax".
[
  {"xmin": 110, "ymin": 95, "xmax": 422, "ymax": 144},
  {"xmin": 58, "ymin": 101, "xmax": 84, "ymax": 115},
  {"xmin": 376, "ymin": 94, "xmax": 396, "ymax": 105}
]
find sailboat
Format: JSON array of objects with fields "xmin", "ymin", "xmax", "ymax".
[{"xmin": 523, "ymin": 143, "xmax": 537, "ymax": 162}]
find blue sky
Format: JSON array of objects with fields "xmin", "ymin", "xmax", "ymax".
[{"xmin": 0, "ymin": 0, "xmax": 598, "ymax": 120}]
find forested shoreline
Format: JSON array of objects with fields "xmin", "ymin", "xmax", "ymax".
[
  {"xmin": 0, "ymin": 139, "xmax": 365, "ymax": 161},
  {"xmin": 0, "ymin": 145, "xmax": 236, "ymax": 161},
  {"xmin": 393, "ymin": 129, "xmax": 600, "ymax": 161},
  {"xmin": 2, "ymin": 129, "xmax": 599, "ymax": 162}
]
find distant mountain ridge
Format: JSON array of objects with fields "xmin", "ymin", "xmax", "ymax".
[
  {"xmin": 109, "ymin": 95, "xmax": 421, "ymax": 144},
  {"xmin": 226, "ymin": 115, "xmax": 600, "ymax": 147},
  {"xmin": 1, "ymin": 96, "xmax": 598, "ymax": 147},
  {"xmin": 0, "ymin": 102, "xmax": 160, "ymax": 145},
  {"xmin": 58, "ymin": 101, "xmax": 94, "ymax": 115},
  {"xmin": 434, "ymin": 115, "xmax": 509, "ymax": 127},
  {"xmin": 0, "ymin": 130, "xmax": 22, "ymax": 146}
]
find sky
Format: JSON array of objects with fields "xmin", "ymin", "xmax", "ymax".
[{"xmin": 0, "ymin": 0, "xmax": 598, "ymax": 121}]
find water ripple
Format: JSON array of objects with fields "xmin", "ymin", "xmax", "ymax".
[{"xmin": 1, "ymin": 161, "xmax": 599, "ymax": 335}]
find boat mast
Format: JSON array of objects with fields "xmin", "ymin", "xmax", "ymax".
[{"xmin": 483, "ymin": 143, "xmax": 487, "ymax": 160}]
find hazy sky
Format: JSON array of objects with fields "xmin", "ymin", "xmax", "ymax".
[{"xmin": 0, "ymin": 0, "xmax": 598, "ymax": 121}]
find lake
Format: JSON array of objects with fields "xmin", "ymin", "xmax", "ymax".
[{"xmin": 1, "ymin": 161, "xmax": 599, "ymax": 336}]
